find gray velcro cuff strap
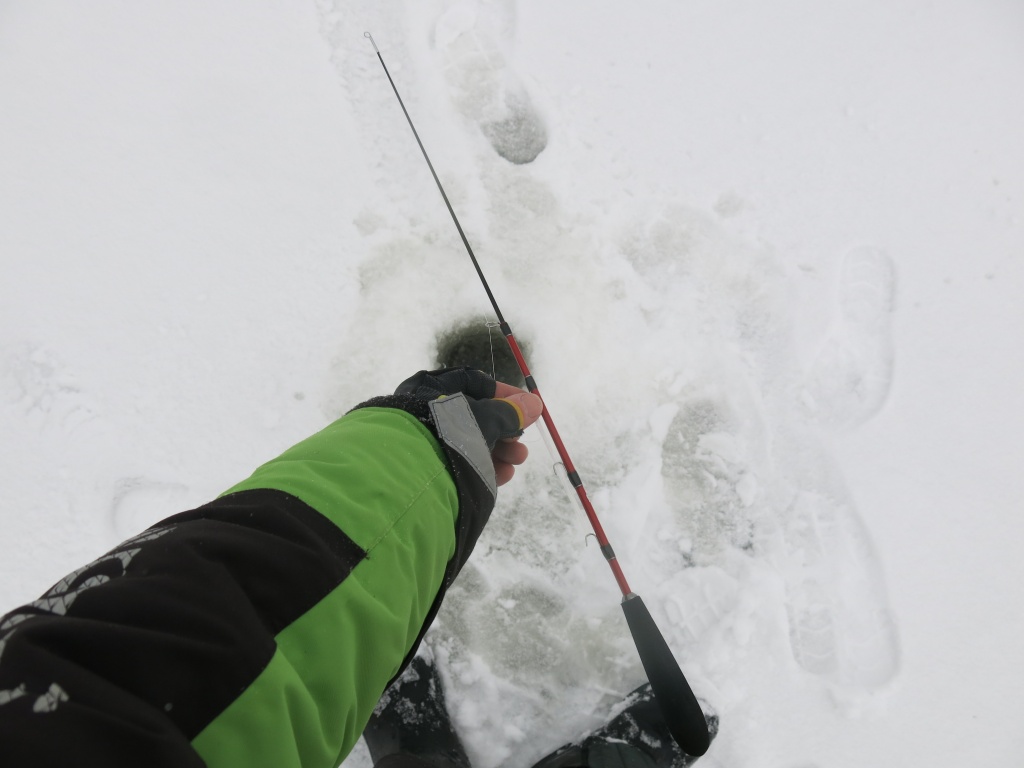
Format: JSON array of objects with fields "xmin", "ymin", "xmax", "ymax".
[{"xmin": 428, "ymin": 393, "xmax": 497, "ymax": 501}]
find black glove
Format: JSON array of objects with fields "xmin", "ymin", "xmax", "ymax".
[{"xmin": 394, "ymin": 367, "xmax": 526, "ymax": 449}]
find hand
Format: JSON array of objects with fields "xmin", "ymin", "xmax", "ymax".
[{"xmin": 393, "ymin": 368, "xmax": 543, "ymax": 486}]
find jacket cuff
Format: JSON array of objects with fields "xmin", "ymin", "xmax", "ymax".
[{"xmin": 351, "ymin": 394, "xmax": 434, "ymax": 430}]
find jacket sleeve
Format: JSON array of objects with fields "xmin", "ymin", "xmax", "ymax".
[{"xmin": 0, "ymin": 406, "xmax": 461, "ymax": 768}]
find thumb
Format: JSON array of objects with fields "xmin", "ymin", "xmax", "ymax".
[
  {"xmin": 495, "ymin": 392, "xmax": 544, "ymax": 431},
  {"xmin": 466, "ymin": 392, "xmax": 543, "ymax": 450}
]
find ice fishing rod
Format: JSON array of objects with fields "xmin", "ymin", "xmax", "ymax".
[{"xmin": 364, "ymin": 32, "xmax": 710, "ymax": 757}]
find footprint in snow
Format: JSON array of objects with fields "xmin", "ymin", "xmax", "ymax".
[
  {"xmin": 624, "ymin": 210, "xmax": 901, "ymax": 694},
  {"xmin": 109, "ymin": 478, "xmax": 193, "ymax": 540},
  {"xmin": 0, "ymin": 345, "xmax": 100, "ymax": 439},
  {"xmin": 433, "ymin": 0, "xmax": 548, "ymax": 164},
  {"xmin": 660, "ymin": 395, "xmax": 760, "ymax": 566},
  {"xmin": 800, "ymin": 247, "xmax": 896, "ymax": 429},
  {"xmin": 657, "ymin": 373, "xmax": 901, "ymax": 694},
  {"xmin": 774, "ymin": 477, "xmax": 901, "ymax": 691}
]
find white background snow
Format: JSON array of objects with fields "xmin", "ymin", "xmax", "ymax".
[{"xmin": 2, "ymin": 1, "xmax": 1023, "ymax": 766}]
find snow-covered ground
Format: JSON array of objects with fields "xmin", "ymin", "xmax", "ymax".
[{"xmin": 2, "ymin": 1, "xmax": 1023, "ymax": 766}]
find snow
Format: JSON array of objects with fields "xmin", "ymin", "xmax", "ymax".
[{"xmin": 2, "ymin": 1, "xmax": 1023, "ymax": 766}]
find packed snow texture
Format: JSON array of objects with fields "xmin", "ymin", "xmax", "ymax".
[{"xmin": 2, "ymin": 1, "xmax": 1023, "ymax": 767}]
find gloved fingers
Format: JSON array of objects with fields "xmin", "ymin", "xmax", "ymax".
[
  {"xmin": 395, "ymin": 368, "xmax": 498, "ymax": 401},
  {"xmin": 467, "ymin": 391, "xmax": 543, "ymax": 450},
  {"xmin": 394, "ymin": 370, "xmax": 542, "ymax": 420},
  {"xmin": 492, "ymin": 390, "xmax": 544, "ymax": 431},
  {"xmin": 466, "ymin": 398, "xmax": 523, "ymax": 449}
]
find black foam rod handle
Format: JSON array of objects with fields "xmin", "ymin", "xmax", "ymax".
[{"xmin": 621, "ymin": 593, "xmax": 710, "ymax": 756}]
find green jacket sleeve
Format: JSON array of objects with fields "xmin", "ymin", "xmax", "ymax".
[
  {"xmin": 0, "ymin": 406, "xmax": 462, "ymax": 768},
  {"xmin": 197, "ymin": 406, "xmax": 460, "ymax": 767}
]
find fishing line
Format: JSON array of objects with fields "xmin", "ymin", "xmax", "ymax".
[
  {"xmin": 485, "ymin": 320, "xmax": 500, "ymax": 381},
  {"xmin": 363, "ymin": 31, "xmax": 710, "ymax": 757}
]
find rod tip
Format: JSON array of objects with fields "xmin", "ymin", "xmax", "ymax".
[{"xmin": 363, "ymin": 31, "xmax": 379, "ymax": 53}]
